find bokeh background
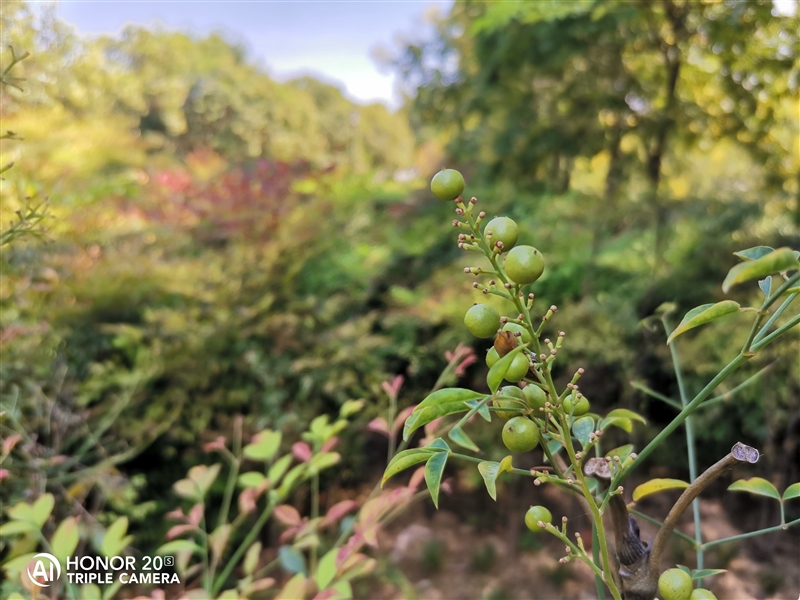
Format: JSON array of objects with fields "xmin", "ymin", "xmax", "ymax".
[{"xmin": 1, "ymin": 1, "xmax": 798, "ymax": 598}]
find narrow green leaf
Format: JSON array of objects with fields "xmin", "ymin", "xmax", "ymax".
[
  {"xmin": 783, "ymin": 482, "xmax": 800, "ymax": 501},
  {"xmin": 633, "ymin": 478, "xmax": 690, "ymax": 502},
  {"xmin": 382, "ymin": 449, "xmax": 433, "ymax": 486},
  {"xmin": 722, "ymin": 247, "xmax": 799, "ymax": 293},
  {"xmin": 1, "ymin": 553, "xmax": 38, "ymax": 576},
  {"xmin": 0, "ymin": 521, "xmax": 36, "ymax": 536},
  {"xmin": 278, "ymin": 464, "xmax": 307, "ymax": 497},
  {"xmin": 733, "ymin": 246, "xmax": 774, "ymax": 261},
  {"xmin": 466, "ymin": 398, "xmax": 492, "ymax": 422},
  {"xmin": 101, "ymin": 517, "xmax": 131, "ymax": 557},
  {"xmin": 309, "ymin": 452, "xmax": 341, "ymax": 472},
  {"xmin": 424, "ymin": 452, "xmax": 449, "ymax": 509},
  {"xmin": 238, "ymin": 472, "xmax": 266, "ymax": 488},
  {"xmin": 486, "ymin": 346, "xmax": 525, "ymax": 394},
  {"xmin": 477, "ymin": 461, "xmax": 501, "ymax": 501},
  {"xmin": 602, "ymin": 409, "xmax": 647, "ymax": 426},
  {"xmin": 51, "ymin": 517, "xmax": 80, "ymax": 562},
  {"xmin": 448, "ymin": 426, "xmax": 480, "ymax": 452},
  {"xmin": 572, "ymin": 417, "xmax": 594, "ymax": 449},
  {"xmin": 690, "ymin": 568, "xmax": 727, "ymax": 580},
  {"xmin": 727, "ymin": 477, "xmax": 780, "ymax": 501},
  {"xmin": 315, "ymin": 548, "xmax": 338, "ymax": 590},
  {"xmin": 404, "ymin": 402, "xmax": 475, "ymax": 439},
  {"xmin": 402, "ymin": 411, "xmax": 422, "ymax": 441},
  {"xmin": 339, "ymin": 399, "xmax": 364, "ymax": 418},
  {"xmin": 31, "ymin": 494, "xmax": 55, "ymax": 528},
  {"xmin": 414, "ymin": 388, "xmax": 485, "ymax": 412},
  {"xmin": 275, "ymin": 573, "xmax": 307, "ymax": 600},
  {"xmin": 244, "ymin": 541, "xmax": 262, "ymax": 576},
  {"xmin": 667, "ymin": 301, "xmax": 741, "ymax": 344},
  {"xmin": 268, "ymin": 455, "xmax": 294, "ymax": 484},
  {"xmin": 156, "ymin": 539, "xmax": 203, "ymax": 555},
  {"xmin": 600, "ymin": 417, "xmax": 632, "ymax": 433},
  {"xmin": 82, "ymin": 583, "xmax": 103, "ymax": 600}
]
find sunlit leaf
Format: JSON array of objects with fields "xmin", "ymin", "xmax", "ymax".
[
  {"xmin": 101, "ymin": 517, "xmax": 133, "ymax": 557},
  {"xmin": 403, "ymin": 402, "xmax": 476, "ymax": 440},
  {"xmin": 316, "ymin": 548, "xmax": 338, "ymax": 590},
  {"xmin": 0, "ymin": 521, "xmax": 36, "ymax": 536},
  {"xmin": 238, "ymin": 472, "xmax": 266, "ymax": 488},
  {"xmin": 413, "ymin": 388, "xmax": 485, "ymax": 412},
  {"xmin": 783, "ymin": 482, "xmax": 800, "ymax": 501},
  {"xmin": 486, "ymin": 345, "xmax": 525, "ymax": 394},
  {"xmin": 632, "ymin": 478, "xmax": 689, "ymax": 502},
  {"xmin": 156, "ymin": 539, "xmax": 203, "ymax": 555},
  {"xmin": 382, "ymin": 449, "xmax": 434, "ymax": 486},
  {"xmin": 690, "ymin": 568, "xmax": 727, "ymax": 580},
  {"xmin": 477, "ymin": 455, "xmax": 513, "ymax": 501},
  {"xmin": 424, "ymin": 452, "xmax": 449, "ymax": 509},
  {"xmin": 727, "ymin": 477, "xmax": 780, "ymax": 501},
  {"xmin": 244, "ymin": 430, "xmax": 282, "ymax": 461},
  {"xmin": 605, "ymin": 444, "xmax": 634, "ymax": 463},
  {"xmin": 722, "ymin": 248, "xmax": 799, "ymax": 293},
  {"xmin": 268, "ymin": 455, "xmax": 294, "ymax": 484},
  {"xmin": 51, "ymin": 517, "xmax": 80, "ymax": 562},
  {"xmin": 275, "ymin": 573, "xmax": 307, "ymax": 600},
  {"xmin": 667, "ymin": 301, "xmax": 741, "ymax": 344}
]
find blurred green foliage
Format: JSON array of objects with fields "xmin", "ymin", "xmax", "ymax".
[{"xmin": 1, "ymin": 0, "xmax": 798, "ymax": 572}]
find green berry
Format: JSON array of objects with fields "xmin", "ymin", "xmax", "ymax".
[
  {"xmin": 502, "ymin": 417, "xmax": 540, "ymax": 452},
  {"xmin": 563, "ymin": 395, "xmax": 590, "ymax": 416},
  {"xmin": 504, "ymin": 246, "xmax": 545, "ymax": 285},
  {"xmin": 484, "ymin": 217, "xmax": 518, "ymax": 252},
  {"xmin": 486, "ymin": 347, "xmax": 500, "ymax": 368},
  {"xmin": 522, "ymin": 384, "xmax": 548, "ymax": 410},
  {"xmin": 524, "ymin": 505, "xmax": 552, "ymax": 532},
  {"xmin": 501, "ymin": 322, "xmax": 531, "ymax": 344},
  {"xmin": 430, "ymin": 168, "xmax": 465, "ymax": 201},
  {"xmin": 494, "ymin": 385, "xmax": 527, "ymax": 420},
  {"xmin": 503, "ymin": 353, "xmax": 530, "ymax": 383},
  {"xmin": 689, "ymin": 590, "xmax": 718, "ymax": 600},
  {"xmin": 464, "ymin": 304, "xmax": 500, "ymax": 339},
  {"xmin": 658, "ymin": 568, "xmax": 693, "ymax": 600}
]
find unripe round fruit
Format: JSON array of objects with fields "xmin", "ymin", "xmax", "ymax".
[
  {"xmin": 524, "ymin": 505, "xmax": 552, "ymax": 532},
  {"xmin": 523, "ymin": 384, "xmax": 548, "ymax": 410},
  {"xmin": 689, "ymin": 590, "xmax": 718, "ymax": 600},
  {"xmin": 504, "ymin": 353, "xmax": 530, "ymax": 383},
  {"xmin": 563, "ymin": 396, "xmax": 590, "ymax": 416},
  {"xmin": 502, "ymin": 417, "xmax": 540, "ymax": 452},
  {"xmin": 504, "ymin": 246, "xmax": 545, "ymax": 285},
  {"xmin": 430, "ymin": 168, "xmax": 465, "ymax": 201},
  {"xmin": 495, "ymin": 385, "xmax": 527, "ymax": 420},
  {"xmin": 658, "ymin": 568, "xmax": 693, "ymax": 600},
  {"xmin": 486, "ymin": 347, "xmax": 500, "ymax": 368},
  {"xmin": 464, "ymin": 304, "xmax": 501, "ymax": 339},
  {"xmin": 484, "ymin": 217, "xmax": 518, "ymax": 252},
  {"xmin": 502, "ymin": 322, "xmax": 531, "ymax": 344}
]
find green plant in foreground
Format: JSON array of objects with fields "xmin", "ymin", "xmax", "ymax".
[{"xmin": 383, "ymin": 169, "xmax": 800, "ymax": 599}]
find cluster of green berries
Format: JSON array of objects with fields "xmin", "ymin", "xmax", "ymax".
[{"xmin": 658, "ymin": 568, "xmax": 718, "ymax": 600}]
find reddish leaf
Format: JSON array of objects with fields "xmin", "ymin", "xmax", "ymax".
[
  {"xmin": 320, "ymin": 437, "xmax": 339, "ymax": 453},
  {"xmin": 166, "ymin": 525, "xmax": 195, "ymax": 540},
  {"xmin": 187, "ymin": 504, "xmax": 204, "ymax": 526},
  {"xmin": 292, "ymin": 442, "xmax": 313, "ymax": 462},
  {"xmin": 323, "ymin": 500, "xmax": 358, "ymax": 527},
  {"xmin": 367, "ymin": 418, "xmax": 390, "ymax": 437},
  {"xmin": 274, "ymin": 504, "xmax": 302, "ymax": 526}
]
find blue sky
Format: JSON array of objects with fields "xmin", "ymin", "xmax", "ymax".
[{"xmin": 48, "ymin": 1, "xmax": 453, "ymax": 109}]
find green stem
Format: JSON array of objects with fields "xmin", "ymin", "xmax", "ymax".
[
  {"xmin": 629, "ymin": 380, "xmax": 682, "ymax": 410},
  {"xmin": 751, "ymin": 313, "xmax": 800, "ymax": 351},
  {"xmin": 663, "ymin": 316, "xmax": 703, "ymax": 575},
  {"xmin": 310, "ymin": 471, "xmax": 320, "ymax": 575},
  {"xmin": 592, "ymin": 522, "xmax": 607, "ymax": 600},
  {"xmin": 700, "ymin": 517, "xmax": 800, "ymax": 550},
  {"xmin": 201, "ymin": 515, "xmax": 212, "ymax": 594},
  {"xmin": 753, "ymin": 293, "xmax": 797, "ymax": 344},
  {"xmin": 212, "ymin": 498, "xmax": 277, "ymax": 595}
]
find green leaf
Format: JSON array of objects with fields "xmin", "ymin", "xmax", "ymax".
[
  {"xmin": 238, "ymin": 472, "xmax": 267, "ymax": 488},
  {"xmin": 605, "ymin": 444, "xmax": 634, "ymax": 463},
  {"xmin": 733, "ymin": 246, "xmax": 774, "ymax": 261},
  {"xmin": 339, "ymin": 399, "xmax": 364, "ymax": 418},
  {"xmin": 722, "ymin": 247, "xmax": 799, "ymax": 293},
  {"xmin": 727, "ymin": 477, "xmax": 780, "ymax": 501},
  {"xmin": 244, "ymin": 541, "xmax": 262, "ymax": 576},
  {"xmin": 51, "ymin": 517, "xmax": 80, "ymax": 562},
  {"xmin": 783, "ymin": 482, "xmax": 800, "ymax": 501},
  {"xmin": 602, "ymin": 409, "xmax": 646, "ymax": 426},
  {"xmin": 667, "ymin": 301, "xmax": 742, "ymax": 344},
  {"xmin": 81, "ymin": 583, "xmax": 102, "ymax": 600},
  {"xmin": 101, "ymin": 517, "xmax": 133, "ymax": 557},
  {"xmin": 278, "ymin": 464, "xmax": 307, "ymax": 497},
  {"xmin": 758, "ymin": 277, "xmax": 772, "ymax": 297},
  {"xmin": 268, "ymin": 455, "xmax": 294, "ymax": 484},
  {"xmin": 316, "ymin": 548, "xmax": 338, "ymax": 590},
  {"xmin": 32, "ymin": 494, "xmax": 55, "ymax": 528},
  {"xmin": 427, "ymin": 438, "xmax": 451, "ymax": 452},
  {"xmin": 477, "ymin": 456, "xmax": 513, "ymax": 501},
  {"xmin": 243, "ymin": 430, "xmax": 282, "ymax": 461},
  {"xmin": 278, "ymin": 545, "xmax": 308, "ymax": 576},
  {"xmin": 486, "ymin": 346, "xmax": 525, "ymax": 393},
  {"xmin": 572, "ymin": 416, "xmax": 594, "ymax": 449},
  {"xmin": 403, "ymin": 402, "xmax": 476, "ymax": 440},
  {"xmin": 2, "ymin": 553, "xmax": 37, "ymax": 576},
  {"xmin": 179, "ymin": 463, "xmax": 221, "ymax": 500},
  {"xmin": 633, "ymin": 478, "xmax": 690, "ymax": 502},
  {"xmin": 414, "ymin": 388, "xmax": 485, "ymax": 412},
  {"xmin": 0, "ymin": 521, "xmax": 36, "ymax": 536},
  {"xmin": 466, "ymin": 398, "xmax": 492, "ymax": 422},
  {"xmin": 309, "ymin": 452, "xmax": 341, "ymax": 472},
  {"xmin": 690, "ymin": 569, "xmax": 727, "ymax": 580},
  {"xmin": 382, "ymin": 449, "xmax": 434, "ymax": 486},
  {"xmin": 275, "ymin": 573, "xmax": 307, "ymax": 600},
  {"xmin": 448, "ymin": 426, "xmax": 480, "ymax": 452},
  {"xmin": 424, "ymin": 452, "xmax": 449, "ymax": 508},
  {"xmin": 156, "ymin": 539, "xmax": 203, "ymax": 555},
  {"xmin": 600, "ymin": 417, "xmax": 632, "ymax": 433}
]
